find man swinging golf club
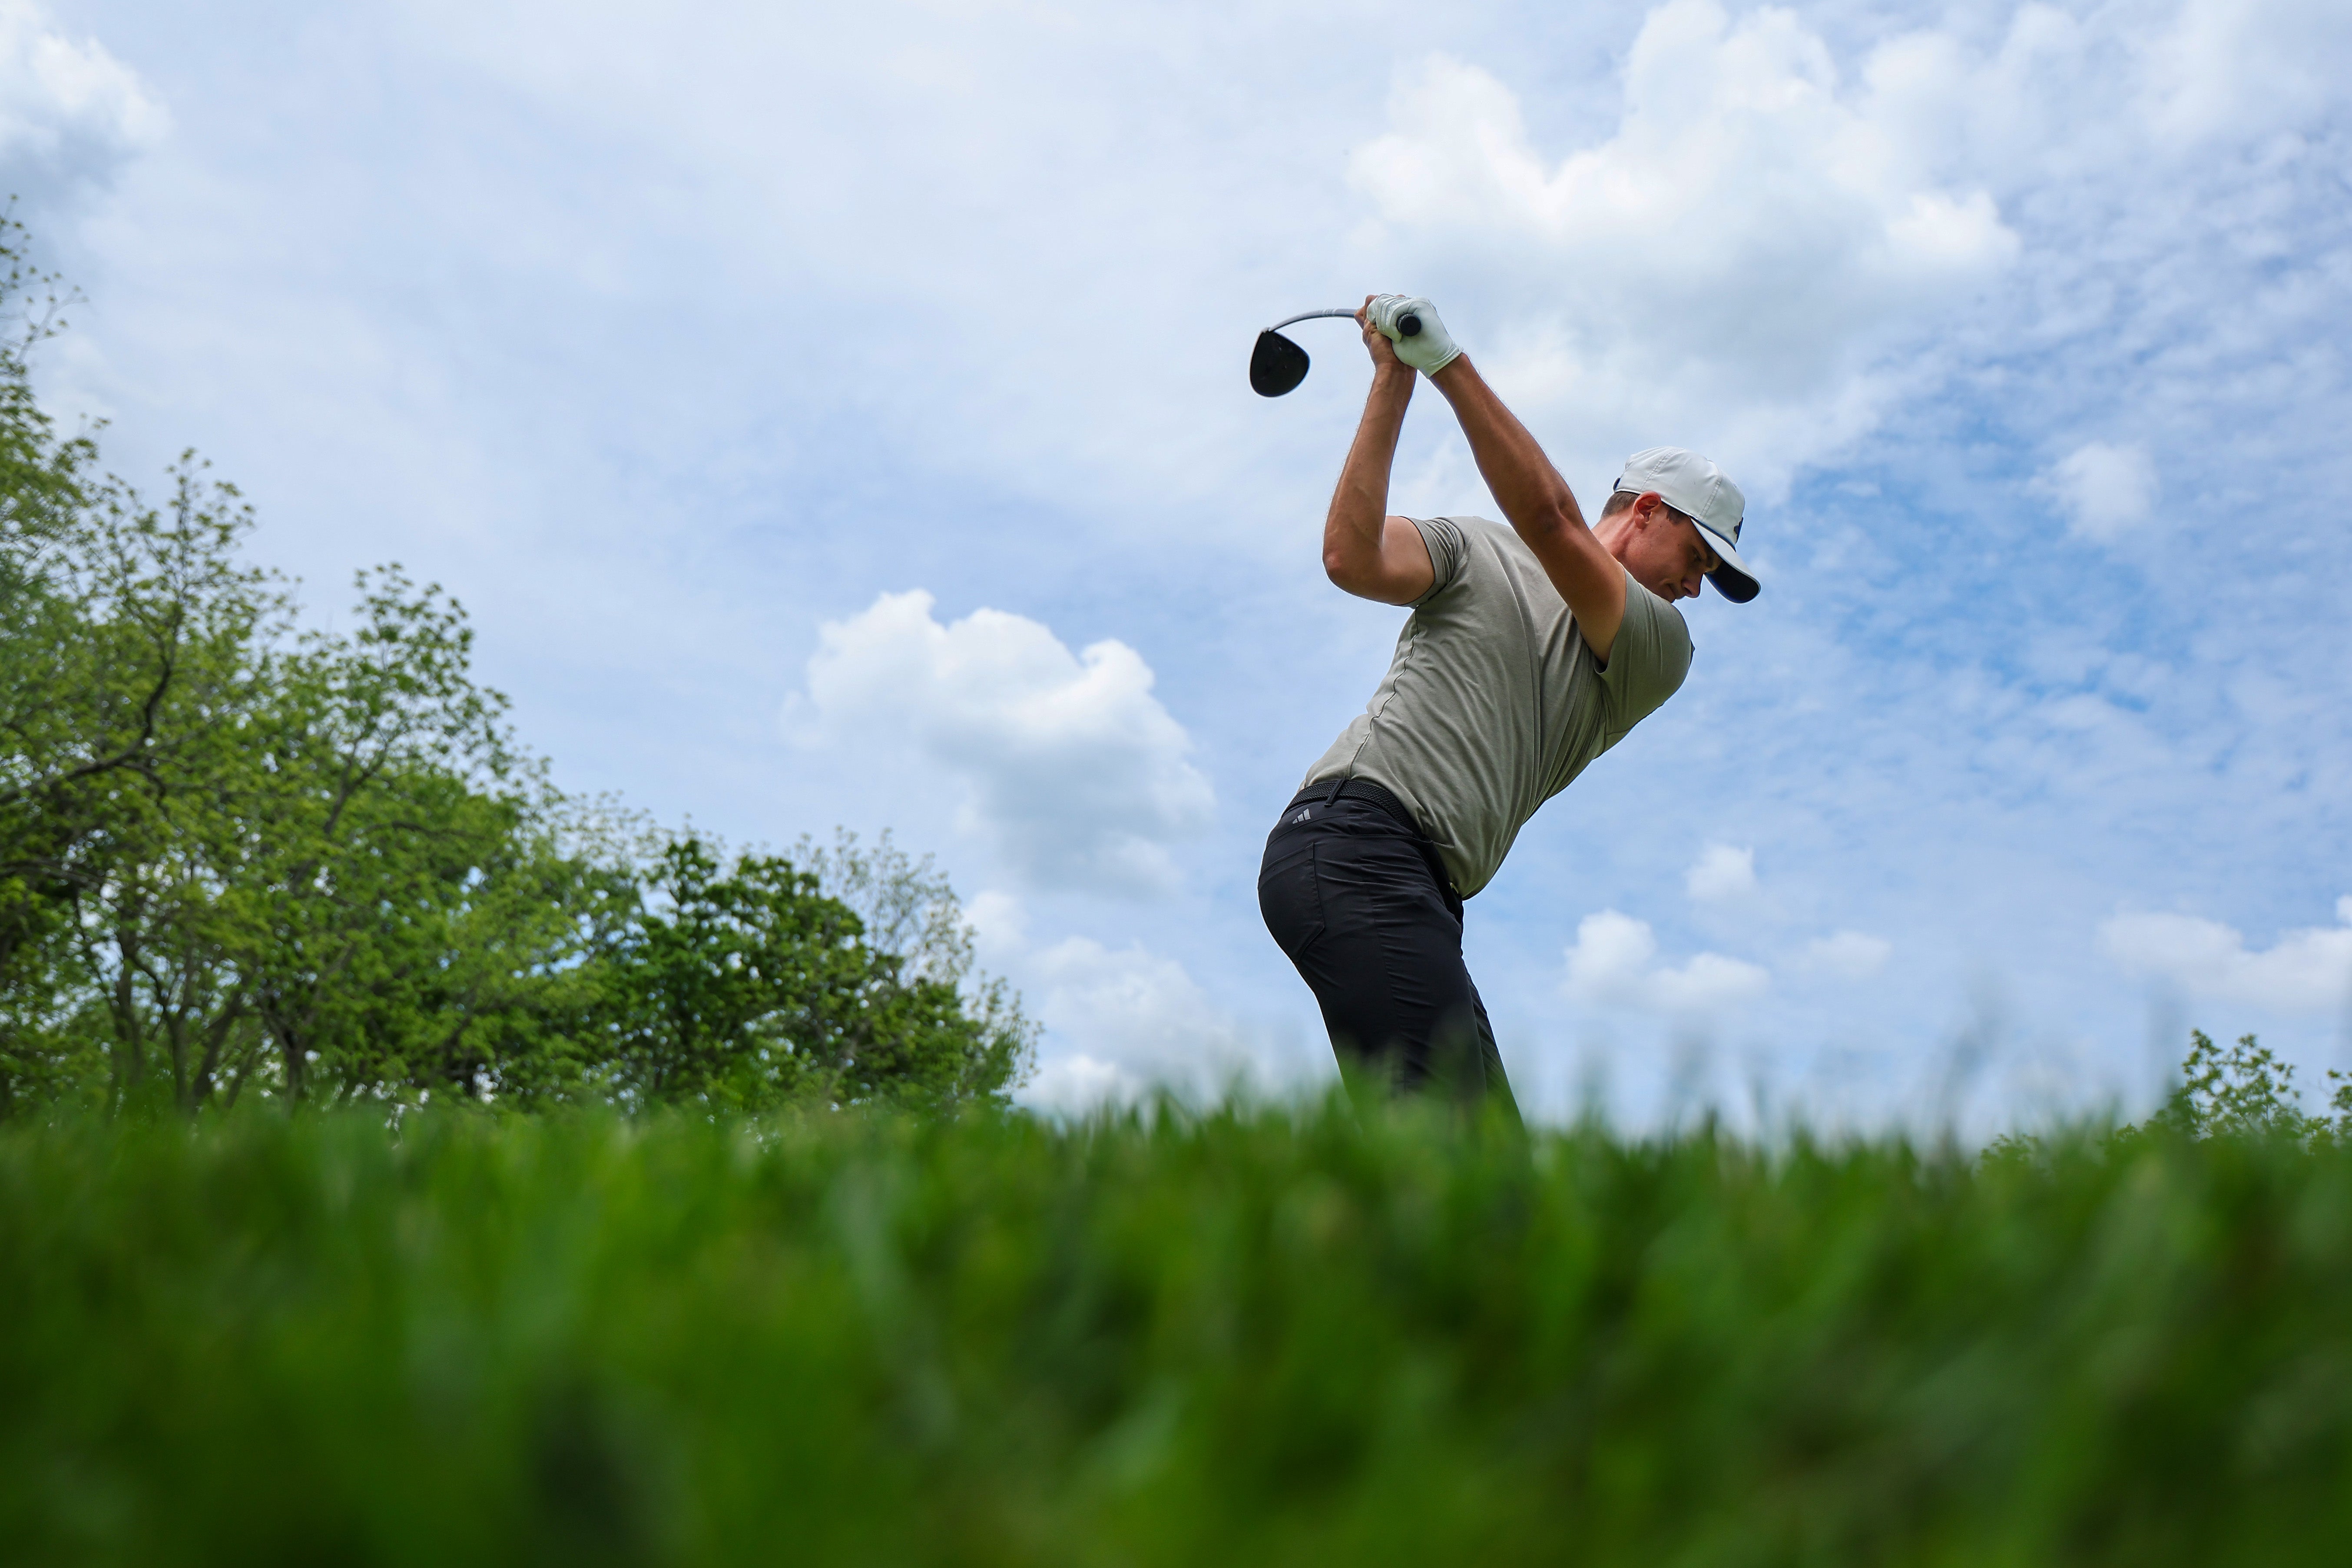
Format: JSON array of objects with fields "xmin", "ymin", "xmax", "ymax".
[{"xmin": 1259, "ymin": 294, "xmax": 1758, "ymax": 1121}]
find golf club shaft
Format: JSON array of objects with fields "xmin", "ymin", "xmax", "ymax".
[{"xmin": 1270, "ymin": 307, "xmax": 1421, "ymax": 336}]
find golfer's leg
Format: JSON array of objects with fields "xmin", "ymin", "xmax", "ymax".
[
  {"xmin": 1263, "ymin": 810, "xmax": 1514, "ymax": 1110},
  {"xmin": 1448, "ymin": 982, "xmax": 1523, "ymax": 1132},
  {"xmin": 1262, "ymin": 810, "xmax": 1410, "ymax": 1087},
  {"xmin": 1338, "ymin": 845, "xmax": 1520, "ymax": 1116}
]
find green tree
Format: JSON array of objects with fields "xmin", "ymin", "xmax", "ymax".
[
  {"xmin": 0, "ymin": 233, "xmax": 100, "ymax": 1112},
  {"xmin": 0, "ymin": 213, "xmax": 1031, "ymax": 1121},
  {"xmin": 0, "ymin": 221, "xmax": 606, "ymax": 1114},
  {"xmin": 588, "ymin": 836, "xmax": 1033, "ymax": 1113},
  {"xmin": 792, "ymin": 825, "xmax": 1036, "ymax": 1098},
  {"xmin": 2148, "ymin": 1028, "xmax": 2352, "ymax": 1145},
  {"xmin": 40, "ymin": 467, "xmax": 295, "ymax": 1114},
  {"xmin": 0, "ymin": 234, "xmax": 282, "ymax": 1112},
  {"xmin": 202, "ymin": 566, "xmax": 575, "ymax": 1106}
]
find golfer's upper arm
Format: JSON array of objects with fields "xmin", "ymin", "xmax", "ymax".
[
  {"xmin": 1326, "ymin": 514, "xmax": 1434, "ymax": 606},
  {"xmin": 1535, "ymin": 515, "xmax": 1628, "ymax": 664}
]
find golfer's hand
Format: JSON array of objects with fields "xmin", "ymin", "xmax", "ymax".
[
  {"xmin": 1365, "ymin": 294, "xmax": 1463, "ymax": 378},
  {"xmin": 1355, "ymin": 301, "xmax": 1406, "ymax": 374}
]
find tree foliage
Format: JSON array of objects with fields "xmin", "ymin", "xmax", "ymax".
[
  {"xmin": 2150, "ymin": 1028, "xmax": 2352, "ymax": 1146},
  {"xmin": 583, "ymin": 836, "xmax": 1030, "ymax": 1113},
  {"xmin": 0, "ymin": 216, "xmax": 1031, "ymax": 1120}
]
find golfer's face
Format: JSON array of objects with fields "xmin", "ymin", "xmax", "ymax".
[{"xmin": 1638, "ymin": 511, "xmax": 1719, "ymax": 601}]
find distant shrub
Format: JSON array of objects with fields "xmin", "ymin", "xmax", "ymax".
[{"xmin": 2151, "ymin": 1028, "xmax": 2352, "ymax": 1146}]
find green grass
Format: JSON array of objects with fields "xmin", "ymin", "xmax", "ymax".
[{"xmin": 4, "ymin": 1101, "xmax": 2349, "ymax": 1565}]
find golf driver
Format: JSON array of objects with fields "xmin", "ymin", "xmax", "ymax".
[{"xmin": 1250, "ymin": 307, "xmax": 1419, "ymax": 397}]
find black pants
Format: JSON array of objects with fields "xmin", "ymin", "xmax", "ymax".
[{"xmin": 1258, "ymin": 778, "xmax": 1521, "ymax": 1123}]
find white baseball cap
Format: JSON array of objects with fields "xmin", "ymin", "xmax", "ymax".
[{"xmin": 1613, "ymin": 447, "xmax": 1757, "ymax": 603}]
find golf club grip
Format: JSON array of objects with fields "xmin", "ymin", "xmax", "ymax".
[{"xmin": 1399, "ymin": 315, "xmax": 1421, "ymax": 337}]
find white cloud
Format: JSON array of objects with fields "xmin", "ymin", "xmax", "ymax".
[
  {"xmin": 1801, "ymin": 930, "xmax": 1893, "ymax": 981},
  {"xmin": 1025, "ymin": 1053, "xmax": 1143, "ymax": 1114},
  {"xmin": 2100, "ymin": 898, "xmax": 2352, "ymax": 1014},
  {"xmin": 962, "ymin": 888, "xmax": 1027, "ymax": 958},
  {"xmin": 788, "ymin": 590, "xmax": 1212, "ymax": 895},
  {"xmin": 2040, "ymin": 442, "xmax": 2158, "ymax": 544},
  {"xmin": 957, "ymin": 889, "xmax": 1262, "ymax": 1114},
  {"xmin": 1019, "ymin": 934, "xmax": 1261, "ymax": 1112},
  {"xmin": 1021, "ymin": 1052, "xmax": 1140, "ymax": 1117},
  {"xmin": 1350, "ymin": 0, "xmax": 2021, "ymax": 491},
  {"xmin": 1686, "ymin": 842, "xmax": 1757, "ymax": 904},
  {"xmin": 2138, "ymin": 0, "xmax": 2352, "ymax": 143},
  {"xmin": 1564, "ymin": 908, "xmax": 1770, "ymax": 1017},
  {"xmin": 0, "ymin": 3, "xmax": 165, "ymax": 205}
]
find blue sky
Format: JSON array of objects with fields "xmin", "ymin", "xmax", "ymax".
[{"xmin": 7, "ymin": 0, "xmax": 2349, "ymax": 1127}]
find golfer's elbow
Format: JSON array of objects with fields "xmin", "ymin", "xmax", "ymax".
[
  {"xmin": 1324, "ymin": 550, "xmax": 1420, "ymax": 605},
  {"xmin": 1322, "ymin": 547, "xmax": 1378, "ymax": 601},
  {"xmin": 1324, "ymin": 562, "xmax": 1372, "ymax": 599},
  {"xmin": 1323, "ymin": 522, "xmax": 1373, "ymax": 584}
]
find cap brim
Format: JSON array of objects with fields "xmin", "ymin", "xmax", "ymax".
[{"xmin": 1694, "ymin": 521, "xmax": 1759, "ymax": 603}]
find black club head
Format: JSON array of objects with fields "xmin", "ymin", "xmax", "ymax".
[{"xmin": 1249, "ymin": 329, "xmax": 1311, "ymax": 397}]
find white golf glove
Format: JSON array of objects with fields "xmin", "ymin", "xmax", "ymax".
[{"xmin": 1367, "ymin": 294, "xmax": 1462, "ymax": 377}]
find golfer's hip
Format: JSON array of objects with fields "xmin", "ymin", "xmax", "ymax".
[{"xmin": 1259, "ymin": 778, "xmax": 1461, "ymax": 949}]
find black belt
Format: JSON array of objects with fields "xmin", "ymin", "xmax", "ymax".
[{"xmin": 1289, "ymin": 776, "xmax": 1428, "ymax": 844}]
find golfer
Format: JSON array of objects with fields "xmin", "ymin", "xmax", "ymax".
[{"xmin": 1259, "ymin": 294, "xmax": 1758, "ymax": 1119}]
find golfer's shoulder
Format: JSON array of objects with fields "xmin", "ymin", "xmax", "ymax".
[
  {"xmin": 1423, "ymin": 514, "xmax": 1517, "ymax": 574},
  {"xmin": 1397, "ymin": 514, "xmax": 1489, "ymax": 601},
  {"xmin": 1619, "ymin": 576, "xmax": 1696, "ymax": 679},
  {"xmin": 1411, "ymin": 516, "xmax": 1557, "ymax": 614},
  {"xmin": 1448, "ymin": 514, "xmax": 1516, "ymax": 547}
]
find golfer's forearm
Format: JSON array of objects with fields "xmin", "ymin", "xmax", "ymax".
[
  {"xmin": 1429, "ymin": 356, "xmax": 1587, "ymax": 544},
  {"xmin": 1322, "ymin": 366, "xmax": 1415, "ymax": 587}
]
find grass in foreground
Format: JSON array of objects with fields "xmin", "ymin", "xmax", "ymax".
[{"xmin": 3, "ymin": 1101, "xmax": 2349, "ymax": 1565}]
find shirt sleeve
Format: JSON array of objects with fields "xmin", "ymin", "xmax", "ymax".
[
  {"xmin": 1407, "ymin": 517, "xmax": 1468, "ymax": 605},
  {"xmin": 1595, "ymin": 573, "xmax": 1694, "ymax": 746}
]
